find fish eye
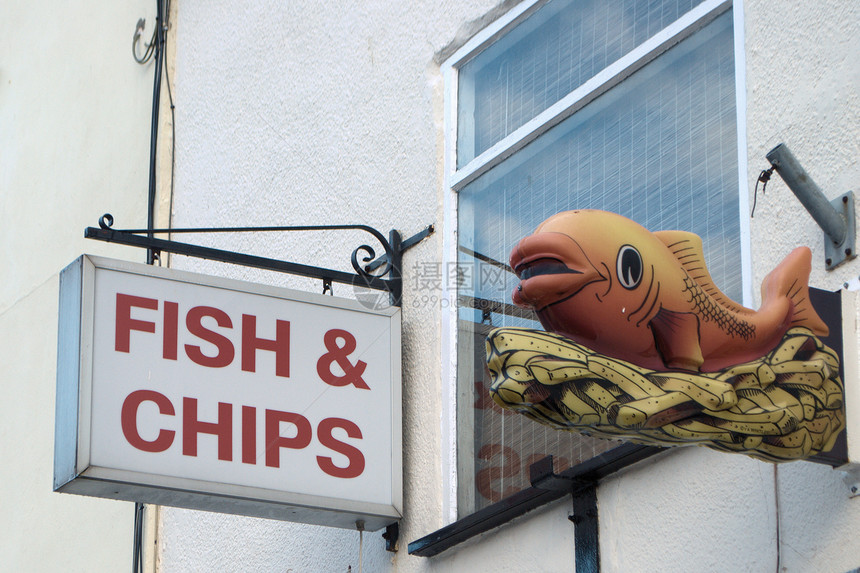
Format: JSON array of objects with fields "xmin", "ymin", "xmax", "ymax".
[{"xmin": 616, "ymin": 245, "xmax": 643, "ymax": 289}]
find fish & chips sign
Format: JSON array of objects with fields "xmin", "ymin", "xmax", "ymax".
[{"xmin": 54, "ymin": 255, "xmax": 401, "ymax": 530}]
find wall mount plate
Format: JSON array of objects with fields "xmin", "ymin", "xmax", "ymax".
[{"xmin": 825, "ymin": 191, "xmax": 856, "ymax": 271}]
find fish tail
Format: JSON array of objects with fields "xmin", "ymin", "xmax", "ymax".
[{"xmin": 761, "ymin": 247, "xmax": 829, "ymax": 336}]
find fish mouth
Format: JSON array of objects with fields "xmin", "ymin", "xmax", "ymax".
[
  {"xmin": 515, "ymin": 257, "xmax": 583, "ymax": 280},
  {"xmin": 510, "ymin": 234, "xmax": 606, "ymax": 310}
]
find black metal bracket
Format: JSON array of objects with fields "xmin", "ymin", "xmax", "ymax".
[
  {"xmin": 382, "ymin": 522, "xmax": 400, "ymax": 552},
  {"xmin": 529, "ymin": 455, "xmax": 590, "ymax": 492},
  {"xmin": 408, "ymin": 444, "xmax": 659, "ymax": 558},
  {"xmin": 529, "ymin": 456, "xmax": 600, "ymax": 573},
  {"xmin": 84, "ymin": 214, "xmax": 433, "ymax": 307},
  {"xmin": 570, "ymin": 484, "xmax": 599, "ymax": 573}
]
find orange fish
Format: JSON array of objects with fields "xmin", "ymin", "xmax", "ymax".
[{"xmin": 510, "ymin": 210, "xmax": 828, "ymax": 372}]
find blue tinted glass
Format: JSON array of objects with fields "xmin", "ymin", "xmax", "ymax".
[
  {"xmin": 458, "ymin": 0, "xmax": 705, "ymax": 166},
  {"xmin": 457, "ymin": 10, "xmax": 738, "ymax": 515},
  {"xmin": 460, "ymin": 11, "xmax": 739, "ymax": 308}
]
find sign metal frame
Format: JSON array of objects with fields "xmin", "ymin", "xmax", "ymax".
[{"xmin": 55, "ymin": 255, "xmax": 402, "ymax": 531}]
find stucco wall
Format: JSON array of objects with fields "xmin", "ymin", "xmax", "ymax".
[
  {"xmin": 1, "ymin": 1, "xmax": 158, "ymax": 570},
  {"xmin": 160, "ymin": 1, "xmax": 527, "ymax": 572},
  {"xmin": 158, "ymin": 0, "xmax": 860, "ymax": 572},
  {"xmin": 744, "ymin": 1, "xmax": 860, "ymax": 571},
  {"xmin": 745, "ymin": 0, "xmax": 860, "ymax": 295},
  {"xmin": 601, "ymin": 1, "xmax": 860, "ymax": 572}
]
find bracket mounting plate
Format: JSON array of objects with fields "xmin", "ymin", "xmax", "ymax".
[{"xmin": 825, "ymin": 191, "xmax": 856, "ymax": 271}]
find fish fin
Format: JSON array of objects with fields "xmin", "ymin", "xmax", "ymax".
[
  {"xmin": 649, "ymin": 307, "xmax": 704, "ymax": 371},
  {"xmin": 762, "ymin": 247, "xmax": 829, "ymax": 336},
  {"xmin": 654, "ymin": 230, "xmax": 749, "ymax": 315}
]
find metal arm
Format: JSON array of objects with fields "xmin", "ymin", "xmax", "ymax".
[
  {"xmin": 766, "ymin": 143, "xmax": 855, "ymax": 270},
  {"xmin": 85, "ymin": 214, "xmax": 433, "ymax": 306}
]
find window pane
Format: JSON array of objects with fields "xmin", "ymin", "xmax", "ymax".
[
  {"xmin": 457, "ymin": 0, "xmax": 706, "ymax": 166},
  {"xmin": 457, "ymin": 10, "xmax": 737, "ymax": 516}
]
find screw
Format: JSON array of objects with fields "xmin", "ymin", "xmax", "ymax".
[
  {"xmin": 826, "ymin": 258, "xmax": 833, "ymax": 266},
  {"xmin": 844, "ymin": 196, "xmax": 849, "ymax": 204},
  {"xmin": 847, "ymin": 248, "xmax": 853, "ymax": 257}
]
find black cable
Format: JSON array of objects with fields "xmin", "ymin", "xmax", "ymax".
[
  {"xmin": 132, "ymin": 503, "xmax": 145, "ymax": 573},
  {"xmin": 773, "ymin": 465, "xmax": 781, "ymax": 572},
  {"xmin": 145, "ymin": 0, "xmax": 165, "ymax": 264},
  {"xmin": 750, "ymin": 166, "xmax": 774, "ymax": 218},
  {"xmin": 134, "ymin": 4, "xmax": 169, "ymax": 571},
  {"xmin": 163, "ymin": 0, "xmax": 176, "ymax": 261}
]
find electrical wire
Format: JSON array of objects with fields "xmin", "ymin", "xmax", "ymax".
[
  {"xmin": 132, "ymin": 1, "xmax": 173, "ymax": 570},
  {"xmin": 144, "ymin": 0, "xmax": 165, "ymax": 264},
  {"xmin": 750, "ymin": 166, "xmax": 774, "ymax": 218},
  {"xmin": 163, "ymin": 0, "xmax": 176, "ymax": 256},
  {"xmin": 773, "ymin": 464, "xmax": 781, "ymax": 573},
  {"xmin": 133, "ymin": 503, "xmax": 145, "ymax": 573}
]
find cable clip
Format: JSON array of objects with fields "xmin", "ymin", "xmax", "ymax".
[{"xmin": 750, "ymin": 166, "xmax": 775, "ymax": 218}]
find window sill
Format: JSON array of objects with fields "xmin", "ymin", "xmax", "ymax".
[{"xmin": 407, "ymin": 443, "xmax": 663, "ymax": 557}]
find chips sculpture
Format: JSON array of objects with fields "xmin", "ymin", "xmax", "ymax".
[{"xmin": 489, "ymin": 210, "xmax": 844, "ymax": 461}]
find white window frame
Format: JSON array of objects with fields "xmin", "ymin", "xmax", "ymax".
[{"xmin": 440, "ymin": 0, "xmax": 750, "ymax": 523}]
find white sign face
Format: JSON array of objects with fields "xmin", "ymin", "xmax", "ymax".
[{"xmin": 55, "ymin": 256, "xmax": 401, "ymax": 530}]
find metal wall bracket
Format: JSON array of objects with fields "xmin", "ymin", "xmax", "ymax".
[
  {"xmin": 570, "ymin": 485, "xmax": 600, "ymax": 573},
  {"xmin": 529, "ymin": 455, "xmax": 589, "ymax": 492},
  {"xmin": 382, "ymin": 522, "xmax": 400, "ymax": 552},
  {"xmin": 84, "ymin": 214, "xmax": 433, "ymax": 307},
  {"xmin": 766, "ymin": 144, "xmax": 856, "ymax": 270},
  {"xmin": 842, "ymin": 465, "xmax": 860, "ymax": 498},
  {"xmin": 529, "ymin": 456, "xmax": 600, "ymax": 573},
  {"xmin": 824, "ymin": 191, "xmax": 856, "ymax": 271}
]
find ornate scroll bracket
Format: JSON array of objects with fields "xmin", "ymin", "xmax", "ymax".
[{"xmin": 84, "ymin": 213, "xmax": 434, "ymax": 307}]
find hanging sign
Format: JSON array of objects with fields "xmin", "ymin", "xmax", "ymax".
[
  {"xmin": 492, "ymin": 210, "xmax": 845, "ymax": 462},
  {"xmin": 54, "ymin": 255, "xmax": 401, "ymax": 530}
]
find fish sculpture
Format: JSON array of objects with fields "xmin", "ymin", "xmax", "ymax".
[{"xmin": 510, "ymin": 210, "xmax": 829, "ymax": 372}]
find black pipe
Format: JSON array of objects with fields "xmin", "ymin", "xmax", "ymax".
[
  {"xmin": 132, "ymin": 502, "xmax": 144, "ymax": 573},
  {"xmin": 135, "ymin": 5, "xmax": 164, "ymax": 570},
  {"xmin": 146, "ymin": 0, "xmax": 165, "ymax": 264}
]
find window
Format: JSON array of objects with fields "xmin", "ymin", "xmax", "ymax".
[{"xmin": 444, "ymin": 0, "xmax": 746, "ymax": 518}]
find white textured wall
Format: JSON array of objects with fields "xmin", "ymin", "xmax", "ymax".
[
  {"xmin": 745, "ymin": 0, "xmax": 860, "ymax": 295},
  {"xmin": 600, "ymin": 1, "xmax": 860, "ymax": 572},
  {"xmin": 162, "ymin": 1, "xmax": 552, "ymax": 572},
  {"xmin": 745, "ymin": 1, "xmax": 860, "ymax": 572},
  {"xmin": 161, "ymin": 0, "xmax": 860, "ymax": 572},
  {"xmin": 1, "ymin": 0, "xmax": 157, "ymax": 570},
  {"xmin": 600, "ymin": 448, "xmax": 780, "ymax": 572}
]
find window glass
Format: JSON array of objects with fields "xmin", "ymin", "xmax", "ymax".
[
  {"xmin": 457, "ymin": 0, "xmax": 706, "ymax": 166},
  {"xmin": 456, "ymin": 9, "xmax": 738, "ymax": 516}
]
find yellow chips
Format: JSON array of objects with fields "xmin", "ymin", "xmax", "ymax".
[{"xmin": 486, "ymin": 327, "xmax": 845, "ymax": 462}]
